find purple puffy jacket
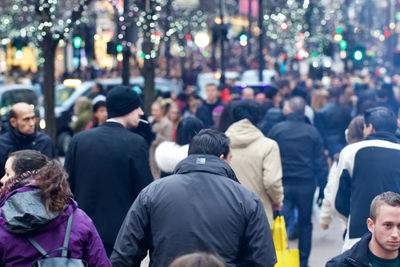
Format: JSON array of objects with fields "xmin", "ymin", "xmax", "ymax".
[{"xmin": 0, "ymin": 186, "xmax": 111, "ymax": 267}]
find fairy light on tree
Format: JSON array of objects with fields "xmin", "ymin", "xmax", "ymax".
[{"xmin": 1, "ymin": 0, "xmax": 93, "ymax": 140}]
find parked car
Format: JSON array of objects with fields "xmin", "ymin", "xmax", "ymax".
[{"xmin": 0, "ymin": 84, "xmax": 39, "ymax": 133}]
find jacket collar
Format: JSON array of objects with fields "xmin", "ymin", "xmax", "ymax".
[
  {"xmin": 365, "ymin": 131, "xmax": 399, "ymax": 143},
  {"xmin": 102, "ymin": 121, "xmax": 125, "ymax": 128},
  {"xmin": 344, "ymin": 232, "xmax": 400, "ymax": 266},
  {"xmin": 8, "ymin": 125, "xmax": 37, "ymax": 145},
  {"xmin": 174, "ymin": 154, "xmax": 239, "ymax": 182},
  {"xmin": 286, "ymin": 113, "xmax": 307, "ymax": 122},
  {"xmin": 344, "ymin": 232, "xmax": 372, "ymax": 266}
]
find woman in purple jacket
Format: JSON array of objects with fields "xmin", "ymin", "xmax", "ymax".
[{"xmin": 0, "ymin": 149, "xmax": 111, "ymax": 267}]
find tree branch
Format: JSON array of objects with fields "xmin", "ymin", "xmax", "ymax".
[{"xmin": 58, "ymin": 0, "xmax": 93, "ymax": 41}]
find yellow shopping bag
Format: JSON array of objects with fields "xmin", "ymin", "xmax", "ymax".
[{"xmin": 272, "ymin": 216, "xmax": 299, "ymax": 267}]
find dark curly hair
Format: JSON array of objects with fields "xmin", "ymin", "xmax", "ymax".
[{"xmin": 8, "ymin": 150, "xmax": 72, "ymax": 214}]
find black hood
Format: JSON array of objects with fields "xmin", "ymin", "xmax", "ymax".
[{"xmin": 174, "ymin": 154, "xmax": 239, "ymax": 183}]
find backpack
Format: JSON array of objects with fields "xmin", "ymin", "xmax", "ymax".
[{"xmin": 28, "ymin": 212, "xmax": 88, "ymax": 267}]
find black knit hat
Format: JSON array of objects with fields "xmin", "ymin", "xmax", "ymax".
[{"xmin": 106, "ymin": 86, "xmax": 142, "ymax": 118}]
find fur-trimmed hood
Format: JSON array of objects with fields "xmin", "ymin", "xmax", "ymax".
[{"xmin": 155, "ymin": 141, "xmax": 189, "ymax": 174}]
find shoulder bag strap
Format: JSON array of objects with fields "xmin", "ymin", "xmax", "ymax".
[
  {"xmin": 27, "ymin": 211, "xmax": 74, "ymax": 258},
  {"xmin": 28, "ymin": 237, "xmax": 48, "ymax": 257},
  {"xmin": 61, "ymin": 211, "xmax": 74, "ymax": 257}
]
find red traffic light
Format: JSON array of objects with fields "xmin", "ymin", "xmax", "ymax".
[
  {"xmin": 280, "ymin": 22, "xmax": 288, "ymax": 30},
  {"xmin": 281, "ymin": 53, "xmax": 287, "ymax": 60},
  {"xmin": 185, "ymin": 34, "xmax": 192, "ymax": 40},
  {"xmin": 384, "ymin": 31, "xmax": 391, "ymax": 38}
]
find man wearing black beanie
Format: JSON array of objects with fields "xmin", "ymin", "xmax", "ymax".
[{"xmin": 65, "ymin": 86, "xmax": 153, "ymax": 256}]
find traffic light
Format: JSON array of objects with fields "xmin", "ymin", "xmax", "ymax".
[
  {"xmin": 339, "ymin": 40, "xmax": 347, "ymax": 50},
  {"xmin": 239, "ymin": 33, "xmax": 248, "ymax": 46},
  {"xmin": 73, "ymin": 36, "xmax": 82, "ymax": 49},
  {"xmin": 353, "ymin": 47, "xmax": 364, "ymax": 61},
  {"xmin": 116, "ymin": 44, "xmax": 123, "ymax": 53},
  {"xmin": 336, "ymin": 27, "xmax": 343, "ymax": 34},
  {"xmin": 14, "ymin": 49, "xmax": 23, "ymax": 59}
]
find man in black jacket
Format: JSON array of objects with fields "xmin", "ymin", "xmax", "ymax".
[
  {"xmin": 333, "ymin": 107, "xmax": 400, "ymax": 251},
  {"xmin": 110, "ymin": 129, "xmax": 277, "ymax": 267},
  {"xmin": 327, "ymin": 191, "xmax": 400, "ymax": 266},
  {"xmin": 64, "ymin": 86, "xmax": 153, "ymax": 256},
  {"xmin": 315, "ymin": 87, "xmax": 352, "ymax": 158},
  {"xmin": 268, "ymin": 96, "xmax": 328, "ymax": 267},
  {"xmin": 0, "ymin": 102, "xmax": 56, "ymax": 177},
  {"xmin": 196, "ymin": 83, "xmax": 223, "ymax": 128}
]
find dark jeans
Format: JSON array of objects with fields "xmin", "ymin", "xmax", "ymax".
[{"xmin": 281, "ymin": 184, "xmax": 316, "ymax": 267}]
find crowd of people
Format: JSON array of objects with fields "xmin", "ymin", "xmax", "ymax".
[{"xmin": 0, "ymin": 69, "xmax": 400, "ymax": 267}]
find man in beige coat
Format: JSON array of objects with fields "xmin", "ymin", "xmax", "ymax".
[{"xmin": 226, "ymin": 100, "xmax": 283, "ymax": 226}]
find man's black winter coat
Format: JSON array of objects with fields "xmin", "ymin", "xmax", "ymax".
[
  {"xmin": 64, "ymin": 122, "xmax": 153, "ymax": 253},
  {"xmin": 315, "ymin": 101, "xmax": 352, "ymax": 156},
  {"xmin": 268, "ymin": 114, "xmax": 328, "ymax": 188},
  {"xmin": 110, "ymin": 154, "xmax": 277, "ymax": 267},
  {"xmin": 0, "ymin": 128, "xmax": 56, "ymax": 177},
  {"xmin": 326, "ymin": 232, "xmax": 392, "ymax": 267}
]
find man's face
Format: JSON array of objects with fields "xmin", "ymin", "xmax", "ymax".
[
  {"xmin": 125, "ymin": 107, "xmax": 144, "ymax": 128},
  {"xmin": 368, "ymin": 204, "xmax": 400, "ymax": 254},
  {"xmin": 10, "ymin": 107, "xmax": 36, "ymax": 135},
  {"xmin": 363, "ymin": 123, "xmax": 374, "ymax": 138},
  {"xmin": 205, "ymin": 85, "xmax": 219, "ymax": 103},
  {"xmin": 283, "ymin": 101, "xmax": 291, "ymax": 115},
  {"xmin": 242, "ymin": 88, "xmax": 254, "ymax": 100}
]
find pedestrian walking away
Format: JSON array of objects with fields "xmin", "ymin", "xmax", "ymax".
[
  {"xmin": 111, "ymin": 129, "xmax": 277, "ymax": 267},
  {"xmin": 64, "ymin": 86, "xmax": 153, "ymax": 256}
]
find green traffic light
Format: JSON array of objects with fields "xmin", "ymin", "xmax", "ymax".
[
  {"xmin": 73, "ymin": 36, "xmax": 82, "ymax": 49},
  {"xmin": 239, "ymin": 34, "xmax": 248, "ymax": 41},
  {"xmin": 116, "ymin": 44, "xmax": 123, "ymax": 53},
  {"xmin": 353, "ymin": 50, "xmax": 363, "ymax": 61},
  {"xmin": 14, "ymin": 49, "xmax": 23, "ymax": 59},
  {"xmin": 339, "ymin": 40, "xmax": 347, "ymax": 50},
  {"xmin": 336, "ymin": 27, "xmax": 343, "ymax": 34}
]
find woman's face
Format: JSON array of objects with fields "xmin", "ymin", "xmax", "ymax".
[
  {"xmin": 1, "ymin": 157, "xmax": 15, "ymax": 186},
  {"xmin": 95, "ymin": 106, "xmax": 108, "ymax": 126},
  {"xmin": 151, "ymin": 103, "xmax": 164, "ymax": 122},
  {"xmin": 273, "ymin": 92, "xmax": 283, "ymax": 108}
]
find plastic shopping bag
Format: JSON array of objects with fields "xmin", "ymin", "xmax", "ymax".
[{"xmin": 272, "ymin": 215, "xmax": 299, "ymax": 267}]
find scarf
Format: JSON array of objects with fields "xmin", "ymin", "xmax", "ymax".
[{"xmin": 0, "ymin": 170, "xmax": 38, "ymax": 199}]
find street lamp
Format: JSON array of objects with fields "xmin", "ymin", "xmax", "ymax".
[{"xmin": 194, "ymin": 32, "xmax": 210, "ymax": 48}]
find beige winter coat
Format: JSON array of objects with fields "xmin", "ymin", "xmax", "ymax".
[{"xmin": 226, "ymin": 119, "xmax": 284, "ymax": 226}]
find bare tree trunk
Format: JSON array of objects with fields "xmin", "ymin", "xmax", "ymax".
[
  {"xmin": 143, "ymin": 40, "xmax": 155, "ymax": 114},
  {"xmin": 42, "ymin": 35, "xmax": 58, "ymax": 141}
]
